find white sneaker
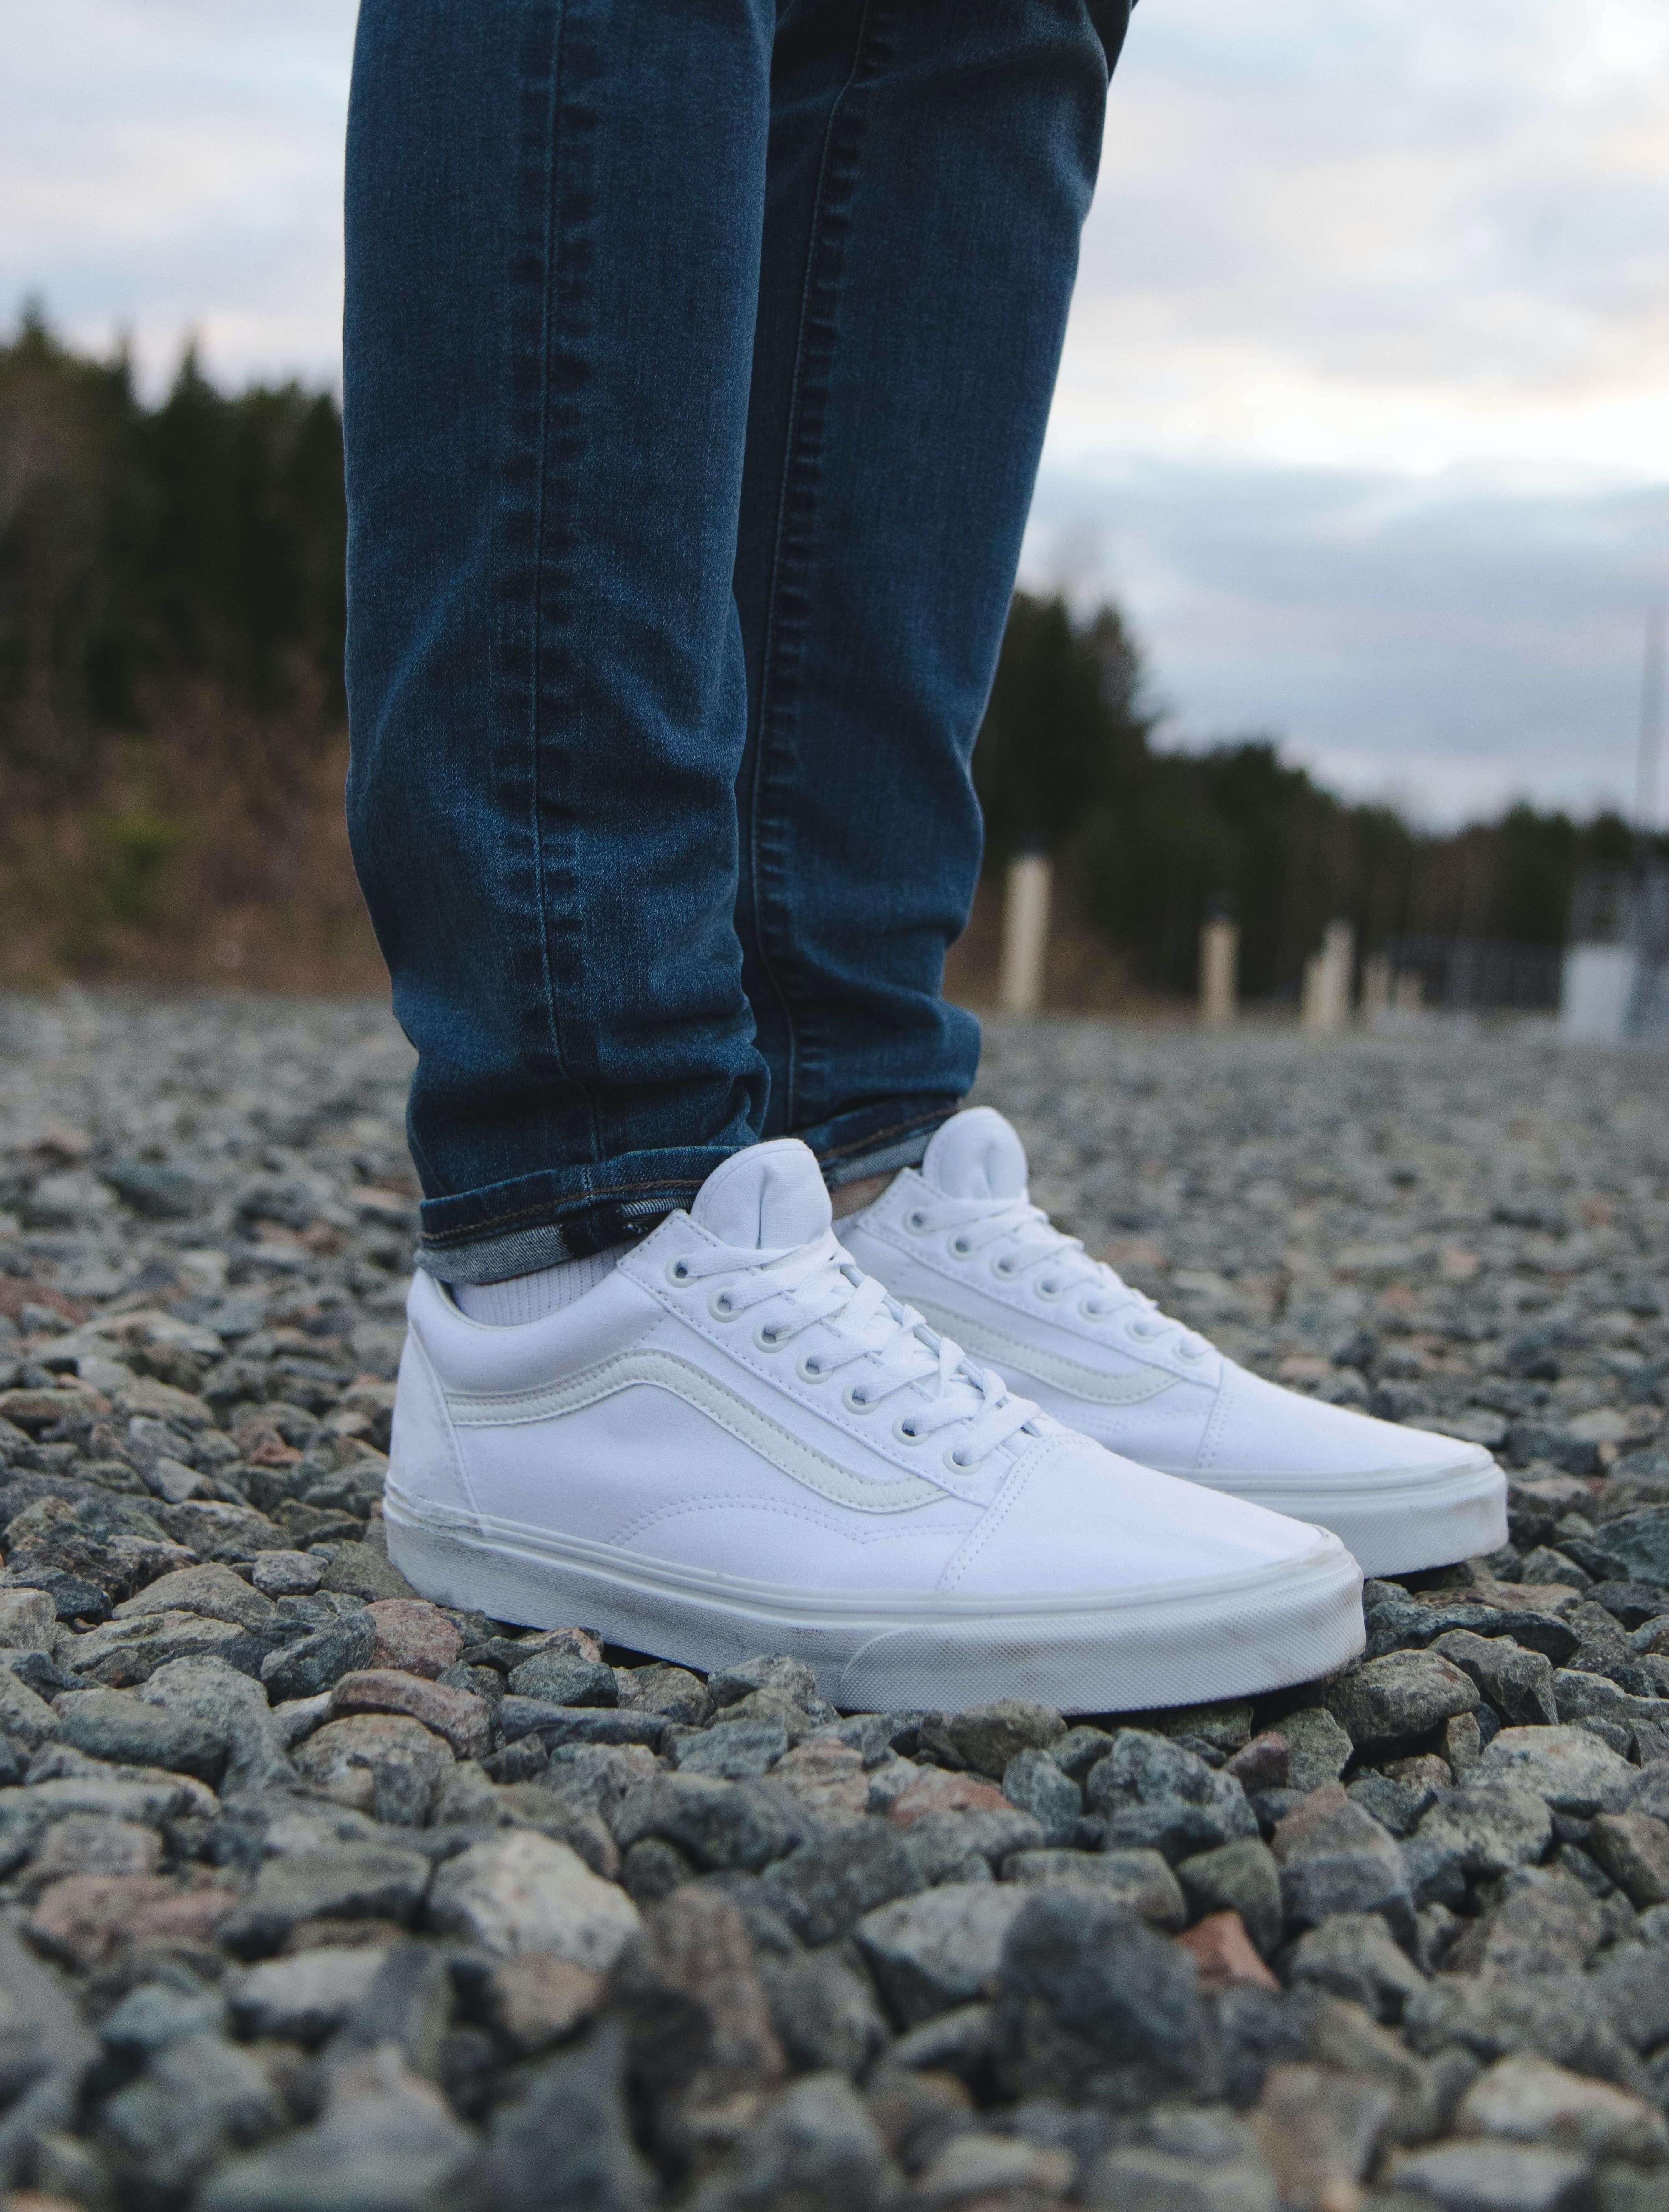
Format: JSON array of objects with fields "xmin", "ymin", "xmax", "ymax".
[
  {"xmin": 385, "ymin": 1139, "xmax": 1362, "ymax": 1713},
  {"xmin": 840, "ymin": 1109, "xmax": 1507, "ymax": 1579}
]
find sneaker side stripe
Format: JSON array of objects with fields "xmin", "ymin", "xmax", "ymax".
[
  {"xmin": 441, "ymin": 1348, "xmax": 945, "ymax": 1514},
  {"xmin": 906, "ymin": 1304, "xmax": 1185, "ymax": 1405}
]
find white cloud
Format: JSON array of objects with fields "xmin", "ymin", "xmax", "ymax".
[{"xmin": 1060, "ymin": 0, "xmax": 1669, "ymax": 475}]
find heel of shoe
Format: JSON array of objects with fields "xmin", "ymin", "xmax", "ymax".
[{"xmin": 387, "ymin": 1326, "xmax": 479, "ymax": 1532}]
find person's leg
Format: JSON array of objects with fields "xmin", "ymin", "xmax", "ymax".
[
  {"xmin": 733, "ymin": 0, "xmax": 1131, "ymax": 1192},
  {"xmin": 343, "ymin": 0, "xmax": 774, "ymax": 1283}
]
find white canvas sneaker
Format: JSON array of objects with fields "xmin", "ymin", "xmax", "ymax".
[
  {"xmin": 385, "ymin": 1139, "xmax": 1363, "ymax": 1713},
  {"xmin": 840, "ymin": 1108, "xmax": 1507, "ymax": 1579}
]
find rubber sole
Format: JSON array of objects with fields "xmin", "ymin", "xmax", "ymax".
[
  {"xmin": 1190, "ymin": 1451, "xmax": 1508, "ymax": 1578},
  {"xmin": 384, "ymin": 1484, "xmax": 1365, "ymax": 1714}
]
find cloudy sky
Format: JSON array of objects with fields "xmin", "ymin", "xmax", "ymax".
[{"xmin": 5, "ymin": 0, "xmax": 1666, "ymax": 826}]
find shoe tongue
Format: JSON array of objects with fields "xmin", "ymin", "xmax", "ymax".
[
  {"xmin": 690, "ymin": 1140, "xmax": 832, "ymax": 1252},
  {"xmin": 919, "ymin": 1108, "xmax": 1029, "ymax": 1201}
]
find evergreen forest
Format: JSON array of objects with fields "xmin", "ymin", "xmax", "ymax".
[{"xmin": 0, "ymin": 314, "xmax": 1652, "ymax": 1001}]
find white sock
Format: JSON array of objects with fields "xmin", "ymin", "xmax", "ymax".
[{"xmin": 451, "ymin": 1242, "xmax": 626, "ymax": 1324}]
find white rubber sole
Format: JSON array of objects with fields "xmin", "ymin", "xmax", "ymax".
[
  {"xmin": 384, "ymin": 1483, "xmax": 1364, "ymax": 1714},
  {"xmin": 1185, "ymin": 1451, "xmax": 1508, "ymax": 1578}
]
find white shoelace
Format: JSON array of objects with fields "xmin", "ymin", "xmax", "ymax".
[
  {"xmin": 670, "ymin": 1231, "xmax": 1041, "ymax": 1469},
  {"xmin": 904, "ymin": 1193, "xmax": 1210, "ymax": 1361}
]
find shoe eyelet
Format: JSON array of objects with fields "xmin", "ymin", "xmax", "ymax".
[
  {"xmin": 708, "ymin": 1289, "xmax": 736, "ymax": 1320},
  {"xmin": 1129, "ymin": 1318, "xmax": 1160, "ymax": 1341},
  {"xmin": 892, "ymin": 1415, "xmax": 923, "ymax": 1445},
  {"xmin": 666, "ymin": 1259, "xmax": 692, "ymax": 1285},
  {"xmin": 1037, "ymin": 1279, "xmax": 1063, "ymax": 1300},
  {"xmin": 1079, "ymin": 1297, "xmax": 1105, "ymax": 1319},
  {"xmin": 1179, "ymin": 1343, "xmax": 1206, "ymax": 1362},
  {"xmin": 797, "ymin": 1352, "xmax": 826, "ymax": 1384},
  {"xmin": 943, "ymin": 1444, "xmax": 973, "ymax": 1473},
  {"xmin": 906, "ymin": 1209, "xmax": 929, "ymax": 1233},
  {"xmin": 991, "ymin": 1254, "xmax": 1015, "ymax": 1278},
  {"xmin": 754, "ymin": 1321, "xmax": 783, "ymax": 1352},
  {"xmin": 842, "ymin": 1381, "xmax": 873, "ymax": 1415},
  {"xmin": 950, "ymin": 1236, "xmax": 973, "ymax": 1258}
]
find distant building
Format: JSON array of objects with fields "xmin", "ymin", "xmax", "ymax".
[{"xmin": 1558, "ymin": 867, "xmax": 1669, "ymax": 1047}]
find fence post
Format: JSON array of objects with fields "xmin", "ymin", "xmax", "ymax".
[
  {"xmin": 1302, "ymin": 920, "xmax": 1354, "ymax": 1032},
  {"xmin": 1199, "ymin": 918, "xmax": 1238, "ymax": 1025},
  {"xmin": 999, "ymin": 852, "xmax": 1052, "ymax": 1015}
]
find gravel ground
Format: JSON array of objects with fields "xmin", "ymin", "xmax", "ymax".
[{"xmin": 0, "ymin": 990, "xmax": 1666, "ymax": 2212}]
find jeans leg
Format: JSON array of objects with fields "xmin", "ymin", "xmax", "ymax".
[
  {"xmin": 734, "ymin": 0, "xmax": 1130, "ymax": 1184},
  {"xmin": 344, "ymin": 1, "xmax": 774, "ymax": 1278}
]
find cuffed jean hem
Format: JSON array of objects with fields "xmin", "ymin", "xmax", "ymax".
[
  {"xmin": 794, "ymin": 1096, "xmax": 963, "ymax": 1190},
  {"xmin": 416, "ymin": 1097, "xmax": 964, "ymax": 1283},
  {"xmin": 416, "ymin": 1146, "xmax": 744, "ymax": 1281}
]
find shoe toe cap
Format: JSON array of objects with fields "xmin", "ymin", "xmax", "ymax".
[
  {"xmin": 948, "ymin": 1428, "xmax": 1347, "ymax": 1602},
  {"xmin": 1208, "ymin": 1364, "xmax": 1493, "ymax": 1480}
]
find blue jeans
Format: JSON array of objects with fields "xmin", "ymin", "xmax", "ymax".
[{"xmin": 343, "ymin": 0, "xmax": 1129, "ymax": 1281}]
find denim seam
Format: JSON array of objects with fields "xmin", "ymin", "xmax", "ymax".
[
  {"xmin": 747, "ymin": 0, "xmax": 889, "ymax": 1135},
  {"xmin": 422, "ymin": 1172, "xmax": 708, "ymax": 1245},
  {"xmin": 811, "ymin": 1104, "xmax": 952, "ymax": 1166},
  {"xmin": 529, "ymin": 0, "xmax": 603, "ymax": 1194}
]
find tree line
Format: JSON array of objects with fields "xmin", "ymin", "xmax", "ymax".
[
  {"xmin": 0, "ymin": 313, "xmax": 1651, "ymax": 996},
  {"xmin": 976, "ymin": 593, "xmax": 1651, "ymax": 1001}
]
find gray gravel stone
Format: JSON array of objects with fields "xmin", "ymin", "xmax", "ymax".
[
  {"xmin": 220, "ymin": 1843, "xmax": 432, "ymax": 1955},
  {"xmin": 1083, "ymin": 2143, "xmax": 1278, "ymax": 2212},
  {"xmin": 228, "ymin": 1947, "xmax": 391, "ymax": 2043},
  {"xmin": 1288, "ymin": 1911, "xmax": 1428, "ymax": 2020},
  {"xmin": 260, "ymin": 1611, "xmax": 377, "ymax": 1702},
  {"xmin": 471, "ymin": 2027, "xmax": 650, "ymax": 2212},
  {"xmin": 855, "ymin": 1882, "xmax": 1029, "ymax": 2028},
  {"xmin": 669, "ymin": 1712, "xmax": 789, "ymax": 1779},
  {"xmin": 1328, "ymin": 1651, "xmax": 1480, "ymax": 1752},
  {"xmin": 1176, "ymin": 1839, "xmax": 1284, "ymax": 1958},
  {"xmin": 1404, "ymin": 1785, "xmax": 1554, "ymax": 1907},
  {"xmin": 993, "ymin": 1889, "xmax": 1211, "ymax": 2106},
  {"xmin": 1588, "ymin": 1813, "xmax": 1669, "ymax": 1907},
  {"xmin": 761, "ymin": 1824, "xmax": 926, "ymax": 1944},
  {"xmin": 1002, "ymin": 1745, "xmax": 1082, "ymax": 1843},
  {"xmin": 613, "ymin": 1772, "xmax": 794, "ymax": 1876},
  {"xmin": 505, "ymin": 1649, "xmax": 618, "ymax": 1707},
  {"xmin": 1433, "ymin": 1632, "xmax": 1561, "ymax": 1728},
  {"xmin": 761, "ymin": 1949, "xmax": 890, "ymax": 2078},
  {"xmin": 99, "ymin": 2030, "xmax": 285, "ymax": 2198},
  {"xmin": 1272, "ymin": 1707, "xmax": 1354, "ymax": 1792},
  {"xmin": 942, "ymin": 1698, "xmax": 1065, "ymax": 1779},
  {"xmin": 1457, "ymin": 2051, "xmax": 1669, "ymax": 2164},
  {"xmin": 1385, "ymin": 2139, "xmax": 1592, "ymax": 2212},
  {"xmin": 428, "ymin": 1829, "xmax": 640, "ymax": 1967},
  {"xmin": 706, "ymin": 1655, "xmax": 819, "ymax": 1711},
  {"xmin": 198, "ymin": 2049, "xmax": 478, "ymax": 2212},
  {"xmin": 683, "ymin": 2071, "xmax": 894, "ymax": 2212},
  {"xmin": 1004, "ymin": 1846, "xmax": 1188, "ymax": 1929},
  {"xmin": 1088, "ymin": 1730, "xmax": 1258, "ymax": 1861},
  {"xmin": 1474, "ymin": 1726, "xmax": 1638, "ymax": 1816},
  {"xmin": 53, "ymin": 1687, "xmax": 228, "ymax": 1782},
  {"xmin": 1272, "ymin": 1785, "xmax": 1417, "ymax": 1947}
]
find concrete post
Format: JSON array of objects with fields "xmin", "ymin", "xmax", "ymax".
[
  {"xmin": 1301, "ymin": 920, "xmax": 1354, "ymax": 1032},
  {"xmin": 999, "ymin": 853, "xmax": 1052, "ymax": 1015},
  {"xmin": 1199, "ymin": 919, "xmax": 1238, "ymax": 1025}
]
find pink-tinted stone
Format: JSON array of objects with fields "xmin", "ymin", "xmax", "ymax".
[
  {"xmin": 769, "ymin": 1739, "xmax": 871, "ymax": 1828},
  {"xmin": 330, "ymin": 1669, "xmax": 491, "ymax": 1760},
  {"xmin": 1177, "ymin": 1910, "xmax": 1280, "ymax": 1993},
  {"xmin": 29, "ymin": 1873, "xmax": 238, "ymax": 1973},
  {"xmin": 364, "ymin": 1599, "xmax": 464, "ymax": 1679},
  {"xmin": 888, "ymin": 1768, "xmax": 1009, "ymax": 1829}
]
